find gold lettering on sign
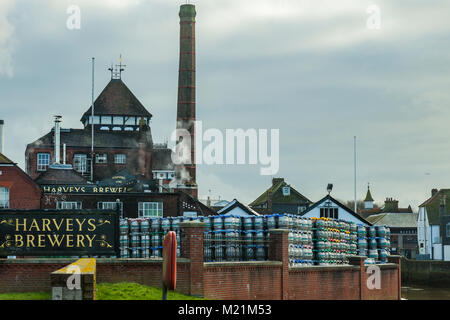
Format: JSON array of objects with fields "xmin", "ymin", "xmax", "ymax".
[
  {"xmin": 66, "ymin": 234, "xmax": 74, "ymax": 247},
  {"xmin": 15, "ymin": 235, "xmax": 23, "ymax": 247},
  {"xmin": 87, "ymin": 219, "xmax": 96, "ymax": 232},
  {"xmin": 77, "ymin": 234, "xmax": 85, "ymax": 247},
  {"xmin": 26, "ymin": 234, "xmax": 35, "ymax": 247},
  {"xmin": 66, "ymin": 219, "xmax": 74, "ymax": 232},
  {"xmin": 75, "ymin": 218, "xmax": 86, "ymax": 232},
  {"xmin": 52, "ymin": 219, "xmax": 64, "ymax": 231},
  {"xmin": 48, "ymin": 234, "xmax": 64, "ymax": 247},
  {"xmin": 29, "ymin": 219, "xmax": 40, "ymax": 232},
  {"xmin": 85, "ymin": 234, "xmax": 96, "ymax": 247},
  {"xmin": 15, "ymin": 219, "xmax": 27, "ymax": 232},
  {"xmin": 42, "ymin": 219, "xmax": 51, "ymax": 232},
  {"xmin": 38, "ymin": 234, "xmax": 45, "ymax": 247}
]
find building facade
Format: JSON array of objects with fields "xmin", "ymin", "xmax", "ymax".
[
  {"xmin": 35, "ymin": 164, "xmax": 211, "ymax": 218},
  {"xmin": 249, "ymin": 178, "xmax": 312, "ymax": 215},
  {"xmin": 366, "ymin": 212, "xmax": 418, "ymax": 259},
  {"xmin": 25, "ymin": 77, "xmax": 174, "ymax": 185},
  {"xmin": 417, "ymin": 188, "xmax": 450, "ymax": 260},
  {"xmin": 0, "ymin": 153, "xmax": 41, "ymax": 210},
  {"xmin": 300, "ymin": 194, "xmax": 372, "ymax": 226}
]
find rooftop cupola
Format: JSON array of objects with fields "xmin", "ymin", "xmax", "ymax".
[
  {"xmin": 80, "ymin": 59, "xmax": 152, "ymax": 132},
  {"xmin": 364, "ymin": 183, "xmax": 374, "ymax": 210}
]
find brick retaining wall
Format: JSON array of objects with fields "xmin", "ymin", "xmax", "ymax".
[{"xmin": 0, "ymin": 222, "xmax": 401, "ymax": 300}]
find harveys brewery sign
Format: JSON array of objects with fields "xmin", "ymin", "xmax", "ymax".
[
  {"xmin": 0, "ymin": 210, "xmax": 119, "ymax": 256},
  {"xmin": 41, "ymin": 185, "xmax": 134, "ymax": 194}
]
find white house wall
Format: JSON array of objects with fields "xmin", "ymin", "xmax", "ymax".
[
  {"xmin": 221, "ymin": 207, "xmax": 253, "ymax": 217},
  {"xmin": 444, "ymin": 245, "xmax": 450, "ymax": 261},
  {"xmin": 302, "ymin": 202, "xmax": 369, "ymax": 226},
  {"xmin": 433, "ymin": 243, "xmax": 443, "ymax": 260},
  {"xmin": 417, "ymin": 207, "xmax": 431, "ymax": 256}
]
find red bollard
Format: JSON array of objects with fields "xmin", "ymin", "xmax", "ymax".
[{"xmin": 162, "ymin": 231, "xmax": 177, "ymax": 300}]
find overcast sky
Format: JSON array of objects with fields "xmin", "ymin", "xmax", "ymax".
[{"xmin": 1, "ymin": 0, "xmax": 450, "ymax": 210}]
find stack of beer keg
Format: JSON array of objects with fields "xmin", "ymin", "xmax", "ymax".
[
  {"xmin": 312, "ymin": 217, "xmax": 353, "ymax": 266},
  {"xmin": 285, "ymin": 214, "xmax": 313, "ymax": 267}
]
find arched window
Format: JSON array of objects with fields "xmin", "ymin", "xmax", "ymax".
[{"xmin": 0, "ymin": 187, "xmax": 10, "ymax": 208}]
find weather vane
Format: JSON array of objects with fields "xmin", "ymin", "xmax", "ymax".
[{"xmin": 108, "ymin": 54, "xmax": 127, "ymax": 79}]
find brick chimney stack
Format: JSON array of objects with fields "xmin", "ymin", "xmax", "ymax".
[{"xmin": 175, "ymin": 4, "xmax": 197, "ymax": 198}]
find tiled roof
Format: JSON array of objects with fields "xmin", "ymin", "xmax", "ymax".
[
  {"xmin": 0, "ymin": 153, "xmax": 14, "ymax": 164},
  {"xmin": 27, "ymin": 128, "xmax": 152, "ymax": 149},
  {"xmin": 419, "ymin": 189, "xmax": 450, "ymax": 225},
  {"xmin": 81, "ymin": 79, "xmax": 152, "ymax": 121},
  {"xmin": 217, "ymin": 199, "xmax": 260, "ymax": 216},
  {"xmin": 364, "ymin": 187, "xmax": 374, "ymax": 202},
  {"xmin": 35, "ymin": 165, "xmax": 88, "ymax": 185},
  {"xmin": 366, "ymin": 212, "xmax": 418, "ymax": 228},
  {"xmin": 249, "ymin": 180, "xmax": 312, "ymax": 207}
]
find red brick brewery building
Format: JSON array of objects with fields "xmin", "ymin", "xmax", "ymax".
[{"xmin": 25, "ymin": 4, "xmax": 199, "ymax": 199}]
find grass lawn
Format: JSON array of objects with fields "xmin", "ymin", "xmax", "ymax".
[{"xmin": 0, "ymin": 282, "xmax": 206, "ymax": 300}]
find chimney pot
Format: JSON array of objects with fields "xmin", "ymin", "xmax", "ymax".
[
  {"xmin": 272, "ymin": 178, "xmax": 284, "ymax": 186},
  {"xmin": 432, "ymin": 188, "xmax": 438, "ymax": 197}
]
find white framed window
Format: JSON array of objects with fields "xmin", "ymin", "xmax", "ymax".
[
  {"xmin": 113, "ymin": 116, "xmax": 124, "ymax": 125},
  {"xmin": 96, "ymin": 153, "xmax": 107, "ymax": 164},
  {"xmin": 101, "ymin": 116, "xmax": 112, "ymax": 124},
  {"xmin": 114, "ymin": 154, "xmax": 126, "ymax": 164},
  {"xmin": 73, "ymin": 154, "xmax": 87, "ymax": 173},
  {"xmin": 297, "ymin": 206, "xmax": 306, "ymax": 214},
  {"xmin": 320, "ymin": 207, "xmax": 338, "ymax": 219},
  {"xmin": 138, "ymin": 202, "xmax": 163, "ymax": 217},
  {"xmin": 0, "ymin": 187, "xmax": 9, "ymax": 208},
  {"xmin": 98, "ymin": 201, "xmax": 123, "ymax": 218},
  {"xmin": 98, "ymin": 201, "xmax": 123, "ymax": 210},
  {"xmin": 124, "ymin": 116, "xmax": 136, "ymax": 125},
  {"xmin": 89, "ymin": 116, "xmax": 100, "ymax": 125},
  {"xmin": 37, "ymin": 153, "xmax": 50, "ymax": 171},
  {"xmin": 57, "ymin": 201, "xmax": 82, "ymax": 210}
]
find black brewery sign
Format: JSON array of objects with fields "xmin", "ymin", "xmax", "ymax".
[
  {"xmin": 42, "ymin": 185, "xmax": 133, "ymax": 194},
  {"xmin": 0, "ymin": 211, "xmax": 119, "ymax": 256}
]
